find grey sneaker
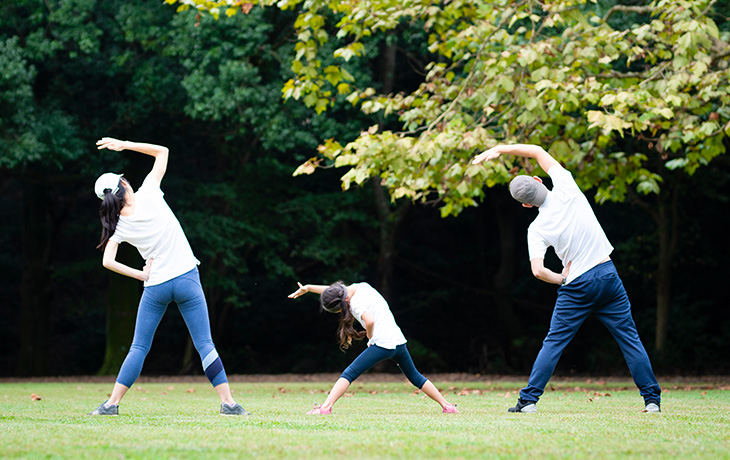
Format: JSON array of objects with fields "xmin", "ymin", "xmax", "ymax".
[
  {"xmin": 88, "ymin": 400, "xmax": 119, "ymax": 416},
  {"xmin": 643, "ymin": 402, "xmax": 661, "ymax": 413},
  {"xmin": 220, "ymin": 403, "xmax": 250, "ymax": 416},
  {"xmin": 508, "ymin": 398, "xmax": 537, "ymax": 413}
]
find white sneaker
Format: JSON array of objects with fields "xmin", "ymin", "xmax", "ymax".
[
  {"xmin": 508, "ymin": 399, "xmax": 537, "ymax": 413},
  {"xmin": 643, "ymin": 402, "xmax": 661, "ymax": 413}
]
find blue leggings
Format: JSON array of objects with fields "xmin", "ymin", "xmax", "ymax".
[
  {"xmin": 520, "ymin": 261, "xmax": 661, "ymax": 404},
  {"xmin": 340, "ymin": 343, "xmax": 428, "ymax": 389},
  {"xmin": 116, "ymin": 267, "xmax": 228, "ymax": 388}
]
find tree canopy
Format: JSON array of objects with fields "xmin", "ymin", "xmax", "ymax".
[{"xmin": 176, "ymin": 0, "xmax": 729, "ymax": 215}]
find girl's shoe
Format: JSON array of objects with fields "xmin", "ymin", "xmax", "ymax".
[
  {"xmin": 88, "ymin": 400, "xmax": 118, "ymax": 416},
  {"xmin": 442, "ymin": 404, "xmax": 460, "ymax": 413},
  {"xmin": 220, "ymin": 403, "xmax": 251, "ymax": 416},
  {"xmin": 306, "ymin": 404, "xmax": 332, "ymax": 415}
]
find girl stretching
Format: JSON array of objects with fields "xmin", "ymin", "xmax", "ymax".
[
  {"xmin": 88, "ymin": 137, "xmax": 248, "ymax": 416},
  {"xmin": 288, "ymin": 281, "xmax": 459, "ymax": 415}
]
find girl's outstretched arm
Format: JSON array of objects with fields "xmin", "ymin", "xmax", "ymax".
[
  {"xmin": 102, "ymin": 241, "xmax": 152, "ymax": 281},
  {"xmin": 288, "ymin": 282, "xmax": 328, "ymax": 298},
  {"xmin": 96, "ymin": 137, "xmax": 169, "ymax": 185}
]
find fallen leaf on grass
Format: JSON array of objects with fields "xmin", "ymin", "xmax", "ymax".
[
  {"xmin": 166, "ymin": 386, "xmax": 174, "ymax": 390},
  {"xmin": 30, "ymin": 393, "xmax": 41, "ymax": 401},
  {"xmin": 186, "ymin": 388, "xmax": 195, "ymax": 393},
  {"xmin": 343, "ymin": 393, "xmax": 354, "ymax": 398}
]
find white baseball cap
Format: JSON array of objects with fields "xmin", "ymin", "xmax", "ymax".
[{"xmin": 94, "ymin": 172, "xmax": 123, "ymax": 199}]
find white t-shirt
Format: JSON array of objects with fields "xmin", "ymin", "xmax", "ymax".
[
  {"xmin": 526, "ymin": 165, "xmax": 613, "ymax": 284},
  {"xmin": 348, "ymin": 282, "xmax": 407, "ymax": 349},
  {"xmin": 110, "ymin": 174, "xmax": 199, "ymax": 287}
]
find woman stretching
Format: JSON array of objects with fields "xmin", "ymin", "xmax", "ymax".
[
  {"xmin": 88, "ymin": 137, "xmax": 248, "ymax": 416},
  {"xmin": 288, "ymin": 281, "xmax": 459, "ymax": 415}
]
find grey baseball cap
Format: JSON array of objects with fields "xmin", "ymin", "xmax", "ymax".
[{"xmin": 509, "ymin": 176, "xmax": 548, "ymax": 206}]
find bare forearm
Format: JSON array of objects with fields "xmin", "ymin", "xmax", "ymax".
[
  {"xmin": 102, "ymin": 259, "xmax": 147, "ymax": 281},
  {"xmin": 533, "ymin": 266, "xmax": 564, "ymax": 285},
  {"xmin": 122, "ymin": 141, "xmax": 168, "ymax": 158},
  {"xmin": 530, "ymin": 258, "xmax": 566, "ymax": 285},
  {"xmin": 302, "ymin": 284, "xmax": 328, "ymax": 295},
  {"xmin": 494, "ymin": 144, "xmax": 546, "ymax": 159}
]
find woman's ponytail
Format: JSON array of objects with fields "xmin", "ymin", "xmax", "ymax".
[
  {"xmin": 321, "ymin": 282, "xmax": 367, "ymax": 351},
  {"xmin": 96, "ymin": 185, "xmax": 126, "ymax": 249}
]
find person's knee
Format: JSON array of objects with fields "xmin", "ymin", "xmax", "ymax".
[{"xmin": 339, "ymin": 370, "xmax": 357, "ymax": 383}]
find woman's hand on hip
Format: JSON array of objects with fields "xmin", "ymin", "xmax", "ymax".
[{"xmin": 141, "ymin": 258, "xmax": 153, "ymax": 282}]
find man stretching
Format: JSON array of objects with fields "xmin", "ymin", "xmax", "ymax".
[{"xmin": 473, "ymin": 144, "xmax": 661, "ymax": 413}]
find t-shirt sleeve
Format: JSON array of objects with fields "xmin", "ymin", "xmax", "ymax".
[
  {"xmin": 548, "ymin": 165, "xmax": 580, "ymax": 192},
  {"xmin": 138, "ymin": 173, "xmax": 164, "ymax": 199},
  {"xmin": 527, "ymin": 227, "xmax": 549, "ymax": 260},
  {"xmin": 348, "ymin": 283, "xmax": 368, "ymax": 322},
  {"xmin": 109, "ymin": 230, "xmax": 124, "ymax": 244}
]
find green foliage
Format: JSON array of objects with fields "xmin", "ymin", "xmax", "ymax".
[{"xmin": 172, "ymin": 0, "xmax": 730, "ymax": 216}]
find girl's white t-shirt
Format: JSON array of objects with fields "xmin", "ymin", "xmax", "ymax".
[
  {"xmin": 348, "ymin": 282, "xmax": 407, "ymax": 349},
  {"xmin": 527, "ymin": 165, "xmax": 613, "ymax": 284},
  {"xmin": 110, "ymin": 174, "xmax": 199, "ymax": 287}
]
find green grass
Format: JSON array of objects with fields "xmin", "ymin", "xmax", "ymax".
[{"xmin": 1, "ymin": 378, "xmax": 728, "ymax": 459}]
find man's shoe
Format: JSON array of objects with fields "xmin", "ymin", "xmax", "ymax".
[
  {"xmin": 442, "ymin": 404, "xmax": 460, "ymax": 413},
  {"xmin": 508, "ymin": 398, "xmax": 537, "ymax": 413},
  {"xmin": 643, "ymin": 402, "xmax": 661, "ymax": 413},
  {"xmin": 220, "ymin": 403, "xmax": 251, "ymax": 416},
  {"xmin": 88, "ymin": 400, "xmax": 118, "ymax": 416},
  {"xmin": 306, "ymin": 404, "xmax": 332, "ymax": 415}
]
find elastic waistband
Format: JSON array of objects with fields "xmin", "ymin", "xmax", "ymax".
[{"xmin": 574, "ymin": 260, "xmax": 616, "ymax": 282}]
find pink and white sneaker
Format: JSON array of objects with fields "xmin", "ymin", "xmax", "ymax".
[
  {"xmin": 306, "ymin": 404, "xmax": 332, "ymax": 415},
  {"xmin": 442, "ymin": 404, "xmax": 460, "ymax": 414}
]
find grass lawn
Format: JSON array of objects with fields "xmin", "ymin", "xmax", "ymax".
[{"xmin": 1, "ymin": 377, "xmax": 728, "ymax": 459}]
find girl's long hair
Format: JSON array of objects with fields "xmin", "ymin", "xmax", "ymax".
[
  {"xmin": 96, "ymin": 180, "xmax": 126, "ymax": 249},
  {"xmin": 320, "ymin": 282, "xmax": 366, "ymax": 351}
]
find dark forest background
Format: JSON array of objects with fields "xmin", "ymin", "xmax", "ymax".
[{"xmin": 1, "ymin": 0, "xmax": 728, "ymax": 379}]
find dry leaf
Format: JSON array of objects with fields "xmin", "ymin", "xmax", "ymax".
[
  {"xmin": 186, "ymin": 388, "xmax": 195, "ymax": 393},
  {"xmin": 30, "ymin": 393, "xmax": 41, "ymax": 401}
]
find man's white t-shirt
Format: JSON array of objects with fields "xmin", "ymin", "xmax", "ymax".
[
  {"xmin": 110, "ymin": 174, "xmax": 199, "ymax": 287},
  {"xmin": 348, "ymin": 282, "xmax": 407, "ymax": 349},
  {"xmin": 526, "ymin": 165, "xmax": 613, "ymax": 284}
]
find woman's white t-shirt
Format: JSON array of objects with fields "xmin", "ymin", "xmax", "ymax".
[
  {"xmin": 348, "ymin": 282, "xmax": 407, "ymax": 349},
  {"xmin": 526, "ymin": 165, "xmax": 613, "ymax": 284},
  {"xmin": 109, "ymin": 174, "xmax": 199, "ymax": 287}
]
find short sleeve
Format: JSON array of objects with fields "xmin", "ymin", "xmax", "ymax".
[
  {"xmin": 348, "ymin": 283, "xmax": 369, "ymax": 322},
  {"xmin": 527, "ymin": 227, "xmax": 549, "ymax": 260},
  {"xmin": 548, "ymin": 165, "xmax": 580, "ymax": 192},
  {"xmin": 138, "ymin": 173, "xmax": 164, "ymax": 198}
]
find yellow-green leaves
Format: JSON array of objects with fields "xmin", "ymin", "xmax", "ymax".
[{"xmin": 169, "ymin": 0, "xmax": 730, "ymax": 216}]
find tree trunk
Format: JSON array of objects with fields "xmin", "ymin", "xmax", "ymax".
[
  {"xmin": 97, "ymin": 243, "xmax": 140, "ymax": 375},
  {"xmin": 488, "ymin": 191, "xmax": 522, "ymax": 365},
  {"xmin": 17, "ymin": 182, "xmax": 51, "ymax": 376},
  {"xmin": 371, "ymin": 178, "xmax": 411, "ymax": 299},
  {"xmin": 630, "ymin": 175, "xmax": 679, "ymax": 355},
  {"xmin": 653, "ymin": 183, "xmax": 678, "ymax": 354}
]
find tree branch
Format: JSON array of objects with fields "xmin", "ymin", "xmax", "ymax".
[{"xmin": 603, "ymin": 5, "xmax": 653, "ymax": 23}]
